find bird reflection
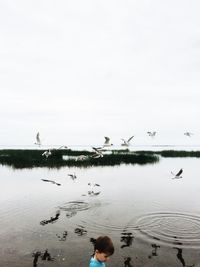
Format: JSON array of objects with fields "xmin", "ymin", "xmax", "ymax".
[
  {"xmin": 124, "ymin": 257, "xmax": 133, "ymax": 267},
  {"xmin": 148, "ymin": 243, "xmax": 160, "ymax": 258},
  {"xmin": 32, "ymin": 249, "xmax": 54, "ymax": 267},
  {"xmin": 74, "ymin": 225, "xmax": 87, "ymax": 236},
  {"xmin": 32, "ymin": 251, "xmax": 41, "ymax": 267},
  {"xmin": 41, "ymin": 249, "xmax": 54, "ymax": 261},
  {"xmin": 120, "ymin": 231, "xmax": 134, "ymax": 248},
  {"xmin": 40, "ymin": 210, "xmax": 60, "ymax": 225},
  {"xmin": 90, "ymin": 237, "xmax": 96, "ymax": 246},
  {"xmin": 173, "ymin": 237, "xmax": 194, "ymax": 267},
  {"xmin": 56, "ymin": 231, "xmax": 68, "ymax": 241},
  {"xmin": 66, "ymin": 210, "xmax": 77, "ymax": 218},
  {"xmin": 88, "ymin": 190, "xmax": 101, "ymax": 197}
]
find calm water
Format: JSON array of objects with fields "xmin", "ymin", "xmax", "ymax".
[{"xmin": 1, "ymin": 157, "xmax": 200, "ymax": 267}]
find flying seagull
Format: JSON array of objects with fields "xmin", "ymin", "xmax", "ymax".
[
  {"xmin": 42, "ymin": 149, "xmax": 52, "ymax": 158},
  {"xmin": 103, "ymin": 136, "xmax": 113, "ymax": 147},
  {"xmin": 57, "ymin": 145, "xmax": 68, "ymax": 150},
  {"xmin": 171, "ymin": 168, "xmax": 183, "ymax": 179},
  {"xmin": 68, "ymin": 173, "xmax": 77, "ymax": 180},
  {"xmin": 91, "ymin": 147, "xmax": 104, "ymax": 158},
  {"xmin": 88, "ymin": 182, "xmax": 101, "ymax": 196},
  {"xmin": 88, "ymin": 182, "xmax": 100, "ymax": 187},
  {"xmin": 41, "ymin": 179, "xmax": 61, "ymax": 186},
  {"xmin": 184, "ymin": 132, "xmax": 193, "ymax": 137},
  {"xmin": 76, "ymin": 155, "xmax": 88, "ymax": 161},
  {"xmin": 35, "ymin": 132, "xmax": 41, "ymax": 146},
  {"xmin": 121, "ymin": 136, "xmax": 134, "ymax": 147},
  {"xmin": 147, "ymin": 131, "xmax": 157, "ymax": 137}
]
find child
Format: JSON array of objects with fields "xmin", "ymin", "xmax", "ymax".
[{"xmin": 89, "ymin": 236, "xmax": 114, "ymax": 267}]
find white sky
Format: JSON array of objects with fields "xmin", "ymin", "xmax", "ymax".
[{"xmin": 1, "ymin": 0, "xmax": 200, "ymax": 147}]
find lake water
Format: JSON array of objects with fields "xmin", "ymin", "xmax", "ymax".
[{"xmin": 1, "ymin": 156, "xmax": 200, "ymax": 267}]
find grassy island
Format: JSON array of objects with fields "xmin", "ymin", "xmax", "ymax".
[
  {"xmin": 0, "ymin": 149, "xmax": 200, "ymax": 169},
  {"xmin": 0, "ymin": 149, "xmax": 159, "ymax": 169}
]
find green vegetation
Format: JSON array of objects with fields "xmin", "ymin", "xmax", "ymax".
[{"xmin": 0, "ymin": 149, "xmax": 159, "ymax": 169}]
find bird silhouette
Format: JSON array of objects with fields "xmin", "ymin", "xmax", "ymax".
[
  {"xmin": 147, "ymin": 131, "xmax": 157, "ymax": 137},
  {"xmin": 184, "ymin": 132, "xmax": 193, "ymax": 137},
  {"xmin": 103, "ymin": 136, "xmax": 113, "ymax": 147},
  {"xmin": 171, "ymin": 168, "xmax": 183, "ymax": 179},
  {"xmin": 121, "ymin": 136, "xmax": 134, "ymax": 147},
  {"xmin": 42, "ymin": 149, "xmax": 52, "ymax": 158},
  {"xmin": 34, "ymin": 132, "xmax": 41, "ymax": 146}
]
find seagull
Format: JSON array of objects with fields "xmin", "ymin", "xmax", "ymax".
[
  {"xmin": 121, "ymin": 136, "xmax": 134, "ymax": 147},
  {"xmin": 88, "ymin": 191, "xmax": 101, "ymax": 196},
  {"xmin": 75, "ymin": 155, "xmax": 88, "ymax": 161},
  {"xmin": 147, "ymin": 131, "xmax": 157, "ymax": 137},
  {"xmin": 34, "ymin": 132, "xmax": 41, "ymax": 146},
  {"xmin": 103, "ymin": 136, "xmax": 113, "ymax": 147},
  {"xmin": 57, "ymin": 145, "xmax": 68, "ymax": 150},
  {"xmin": 88, "ymin": 182, "xmax": 100, "ymax": 187},
  {"xmin": 88, "ymin": 182, "xmax": 101, "ymax": 196},
  {"xmin": 171, "ymin": 168, "xmax": 183, "ymax": 179},
  {"xmin": 91, "ymin": 147, "xmax": 104, "ymax": 158},
  {"xmin": 184, "ymin": 132, "xmax": 193, "ymax": 137},
  {"xmin": 68, "ymin": 173, "xmax": 77, "ymax": 180},
  {"xmin": 41, "ymin": 179, "xmax": 61, "ymax": 186},
  {"xmin": 42, "ymin": 149, "xmax": 52, "ymax": 158}
]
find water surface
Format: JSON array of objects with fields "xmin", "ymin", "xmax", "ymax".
[{"xmin": 1, "ymin": 157, "xmax": 200, "ymax": 266}]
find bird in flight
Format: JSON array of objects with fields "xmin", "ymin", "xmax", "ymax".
[
  {"xmin": 171, "ymin": 168, "xmax": 183, "ymax": 179},
  {"xmin": 88, "ymin": 182, "xmax": 101, "ymax": 196},
  {"xmin": 41, "ymin": 179, "xmax": 61, "ymax": 186},
  {"xmin": 91, "ymin": 147, "xmax": 104, "ymax": 158},
  {"xmin": 57, "ymin": 145, "xmax": 68, "ymax": 149},
  {"xmin": 68, "ymin": 173, "xmax": 77, "ymax": 180},
  {"xmin": 121, "ymin": 136, "xmax": 134, "ymax": 147},
  {"xmin": 42, "ymin": 149, "xmax": 52, "ymax": 158},
  {"xmin": 103, "ymin": 136, "xmax": 113, "ymax": 147},
  {"xmin": 75, "ymin": 155, "xmax": 88, "ymax": 161},
  {"xmin": 88, "ymin": 182, "xmax": 100, "ymax": 187},
  {"xmin": 35, "ymin": 132, "xmax": 41, "ymax": 146},
  {"xmin": 147, "ymin": 131, "xmax": 157, "ymax": 137},
  {"xmin": 184, "ymin": 132, "xmax": 193, "ymax": 137}
]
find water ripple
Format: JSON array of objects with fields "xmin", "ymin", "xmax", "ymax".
[{"xmin": 134, "ymin": 212, "xmax": 200, "ymax": 249}]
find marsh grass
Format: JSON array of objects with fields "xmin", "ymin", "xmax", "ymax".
[
  {"xmin": 0, "ymin": 149, "xmax": 159, "ymax": 169},
  {"xmin": 1, "ymin": 149, "xmax": 199, "ymax": 169},
  {"xmin": 137, "ymin": 150, "xmax": 200, "ymax": 157}
]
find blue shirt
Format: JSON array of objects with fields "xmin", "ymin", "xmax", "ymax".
[{"xmin": 89, "ymin": 257, "xmax": 106, "ymax": 267}]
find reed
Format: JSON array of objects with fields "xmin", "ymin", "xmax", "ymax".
[{"xmin": 0, "ymin": 149, "xmax": 159, "ymax": 169}]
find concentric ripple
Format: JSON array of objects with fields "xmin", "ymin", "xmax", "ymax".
[
  {"xmin": 134, "ymin": 212, "xmax": 200, "ymax": 249},
  {"xmin": 58, "ymin": 201, "xmax": 91, "ymax": 212}
]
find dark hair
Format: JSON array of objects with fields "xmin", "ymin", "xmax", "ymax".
[{"xmin": 94, "ymin": 236, "xmax": 114, "ymax": 255}]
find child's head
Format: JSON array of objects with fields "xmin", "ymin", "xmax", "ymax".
[{"xmin": 94, "ymin": 236, "xmax": 114, "ymax": 263}]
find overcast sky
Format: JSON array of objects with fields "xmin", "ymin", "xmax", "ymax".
[{"xmin": 1, "ymin": 0, "xmax": 200, "ymax": 147}]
